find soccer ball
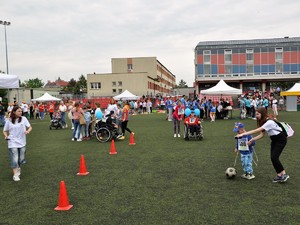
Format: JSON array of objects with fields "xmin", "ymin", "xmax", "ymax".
[{"xmin": 225, "ymin": 167, "xmax": 236, "ymax": 179}]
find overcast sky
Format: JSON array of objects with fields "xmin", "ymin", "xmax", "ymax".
[{"xmin": 1, "ymin": 0, "xmax": 300, "ymax": 86}]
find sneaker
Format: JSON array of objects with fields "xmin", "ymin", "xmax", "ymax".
[
  {"xmin": 116, "ymin": 134, "xmax": 123, "ymax": 139},
  {"xmin": 241, "ymin": 174, "xmax": 248, "ymax": 179},
  {"xmin": 16, "ymin": 168, "xmax": 21, "ymax": 176},
  {"xmin": 247, "ymin": 174, "xmax": 255, "ymax": 180},
  {"xmin": 177, "ymin": 134, "xmax": 181, "ymax": 138},
  {"xmin": 13, "ymin": 175, "xmax": 20, "ymax": 182},
  {"xmin": 77, "ymin": 138, "xmax": 82, "ymax": 142},
  {"xmin": 71, "ymin": 127, "xmax": 74, "ymax": 130},
  {"xmin": 273, "ymin": 174, "xmax": 289, "ymax": 183},
  {"xmin": 119, "ymin": 136, "xmax": 125, "ymax": 140},
  {"xmin": 72, "ymin": 138, "xmax": 75, "ymax": 141},
  {"xmin": 174, "ymin": 134, "xmax": 177, "ymax": 138}
]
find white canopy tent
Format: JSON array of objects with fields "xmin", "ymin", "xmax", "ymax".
[
  {"xmin": 280, "ymin": 83, "xmax": 300, "ymax": 111},
  {"xmin": 113, "ymin": 90, "xmax": 140, "ymax": 101},
  {"xmin": 32, "ymin": 92, "xmax": 61, "ymax": 102},
  {"xmin": 200, "ymin": 79, "xmax": 242, "ymax": 95},
  {"xmin": 0, "ymin": 74, "xmax": 19, "ymax": 88}
]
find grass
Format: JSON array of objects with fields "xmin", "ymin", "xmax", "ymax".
[{"xmin": 0, "ymin": 110, "xmax": 299, "ymax": 225}]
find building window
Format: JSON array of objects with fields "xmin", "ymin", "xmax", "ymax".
[
  {"xmin": 275, "ymin": 48, "xmax": 283, "ymax": 60},
  {"xmin": 275, "ymin": 47, "xmax": 283, "ymax": 73},
  {"xmin": 112, "ymin": 89, "xmax": 116, "ymax": 94},
  {"xmin": 118, "ymin": 89, "xmax": 122, "ymax": 94},
  {"xmin": 246, "ymin": 49, "xmax": 254, "ymax": 61},
  {"xmin": 225, "ymin": 65, "xmax": 232, "ymax": 74},
  {"xmin": 127, "ymin": 64, "xmax": 133, "ymax": 72},
  {"xmin": 204, "ymin": 64, "xmax": 211, "ymax": 74},
  {"xmin": 118, "ymin": 81, "xmax": 122, "ymax": 86},
  {"xmin": 112, "ymin": 81, "xmax": 116, "ymax": 86},
  {"xmin": 203, "ymin": 50, "xmax": 211, "ymax": 64},
  {"xmin": 224, "ymin": 49, "xmax": 232, "ymax": 63},
  {"xmin": 90, "ymin": 82, "xmax": 101, "ymax": 89},
  {"xmin": 276, "ymin": 62, "xmax": 283, "ymax": 73},
  {"xmin": 246, "ymin": 64, "xmax": 253, "ymax": 74}
]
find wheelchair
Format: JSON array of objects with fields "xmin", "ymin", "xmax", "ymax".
[
  {"xmin": 94, "ymin": 120, "xmax": 121, "ymax": 143},
  {"xmin": 183, "ymin": 123, "xmax": 204, "ymax": 141}
]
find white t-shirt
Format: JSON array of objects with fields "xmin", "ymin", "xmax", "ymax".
[
  {"xmin": 21, "ymin": 103, "xmax": 29, "ymax": 113},
  {"xmin": 4, "ymin": 116, "xmax": 31, "ymax": 148},
  {"xmin": 106, "ymin": 104, "xmax": 117, "ymax": 116},
  {"xmin": 261, "ymin": 120, "xmax": 282, "ymax": 136},
  {"xmin": 59, "ymin": 104, "xmax": 67, "ymax": 112},
  {"xmin": 272, "ymin": 99, "xmax": 278, "ymax": 107}
]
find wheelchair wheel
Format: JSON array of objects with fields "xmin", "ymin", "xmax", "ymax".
[
  {"xmin": 197, "ymin": 127, "xmax": 204, "ymax": 140},
  {"xmin": 96, "ymin": 127, "xmax": 111, "ymax": 143}
]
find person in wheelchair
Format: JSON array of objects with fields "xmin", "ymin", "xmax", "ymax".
[
  {"xmin": 105, "ymin": 110, "xmax": 124, "ymax": 140},
  {"xmin": 184, "ymin": 110, "xmax": 202, "ymax": 139}
]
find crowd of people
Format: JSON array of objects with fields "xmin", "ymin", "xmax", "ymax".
[
  {"xmin": 1, "ymin": 92, "xmax": 291, "ymax": 183},
  {"xmin": 238, "ymin": 93, "xmax": 285, "ymax": 120}
]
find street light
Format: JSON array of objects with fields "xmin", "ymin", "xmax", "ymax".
[{"xmin": 0, "ymin": 20, "xmax": 11, "ymax": 74}]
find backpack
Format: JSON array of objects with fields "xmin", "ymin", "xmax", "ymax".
[{"xmin": 273, "ymin": 120, "xmax": 294, "ymax": 138}]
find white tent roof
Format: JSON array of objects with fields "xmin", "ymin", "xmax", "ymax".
[
  {"xmin": 0, "ymin": 74, "xmax": 19, "ymax": 88},
  {"xmin": 280, "ymin": 83, "xmax": 300, "ymax": 96},
  {"xmin": 201, "ymin": 79, "xmax": 242, "ymax": 95},
  {"xmin": 32, "ymin": 92, "xmax": 61, "ymax": 102},
  {"xmin": 113, "ymin": 90, "xmax": 140, "ymax": 100}
]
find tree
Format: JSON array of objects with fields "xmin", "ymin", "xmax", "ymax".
[
  {"xmin": 65, "ymin": 78, "xmax": 77, "ymax": 93},
  {"xmin": 271, "ymin": 81, "xmax": 295, "ymax": 92},
  {"xmin": 177, "ymin": 79, "xmax": 188, "ymax": 88},
  {"xmin": 77, "ymin": 75, "xmax": 87, "ymax": 91},
  {"xmin": 23, "ymin": 78, "xmax": 44, "ymax": 88}
]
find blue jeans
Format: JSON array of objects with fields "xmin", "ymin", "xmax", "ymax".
[
  {"xmin": 241, "ymin": 153, "xmax": 253, "ymax": 174},
  {"xmin": 73, "ymin": 120, "xmax": 81, "ymax": 139},
  {"xmin": 0, "ymin": 114, "xmax": 5, "ymax": 126},
  {"xmin": 40, "ymin": 111, "xmax": 45, "ymax": 120},
  {"xmin": 9, "ymin": 147, "xmax": 26, "ymax": 168},
  {"xmin": 61, "ymin": 112, "xmax": 66, "ymax": 127}
]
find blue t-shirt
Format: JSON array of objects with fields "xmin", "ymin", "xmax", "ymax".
[{"xmin": 263, "ymin": 99, "xmax": 269, "ymax": 107}]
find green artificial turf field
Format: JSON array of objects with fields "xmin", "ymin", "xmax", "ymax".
[{"xmin": 0, "ymin": 110, "xmax": 299, "ymax": 225}]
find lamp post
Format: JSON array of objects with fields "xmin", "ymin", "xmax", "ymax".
[{"xmin": 0, "ymin": 20, "xmax": 11, "ymax": 74}]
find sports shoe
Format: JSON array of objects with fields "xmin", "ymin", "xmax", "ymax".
[
  {"xmin": 273, "ymin": 174, "xmax": 289, "ymax": 183},
  {"xmin": 72, "ymin": 138, "xmax": 75, "ymax": 141},
  {"xmin": 116, "ymin": 134, "xmax": 123, "ymax": 139},
  {"xmin": 119, "ymin": 136, "xmax": 125, "ymax": 140},
  {"xmin": 177, "ymin": 134, "xmax": 181, "ymax": 138},
  {"xmin": 77, "ymin": 138, "xmax": 82, "ymax": 142},
  {"xmin": 241, "ymin": 174, "xmax": 248, "ymax": 179},
  {"xmin": 174, "ymin": 134, "xmax": 177, "ymax": 138},
  {"xmin": 13, "ymin": 175, "xmax": 20, "ymax": 182},
  {"xmin": 247, "ymin": 174, "xmax": 255, "ymax": 180}
]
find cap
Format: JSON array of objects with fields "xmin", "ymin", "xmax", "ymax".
[{"xmin": 233, "ymin": 122, "xmax": 245, "ymax": 132}]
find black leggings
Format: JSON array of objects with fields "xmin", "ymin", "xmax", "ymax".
[
  {"xmin": 270, "ymin": 133, "xmax": 287, "ymax": 173},
  {"xmin": 121, "ymin": 120, "xmax": 132, "ymax": 135}
]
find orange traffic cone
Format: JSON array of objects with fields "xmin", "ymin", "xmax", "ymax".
[
  {"xmin": 77, "ymin": 154, "xmax": 89, "ymax": 176},
  {"xmin": 129, "ymin": 133, "xmax": 136, "ymax": 145},
  {"xmin": 109, "ymin": 139, "xmax": 117, "ymax": 155},
  {"xmin": 54, "ymin": 181, "xmax": 73, "ymax": 211}
]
